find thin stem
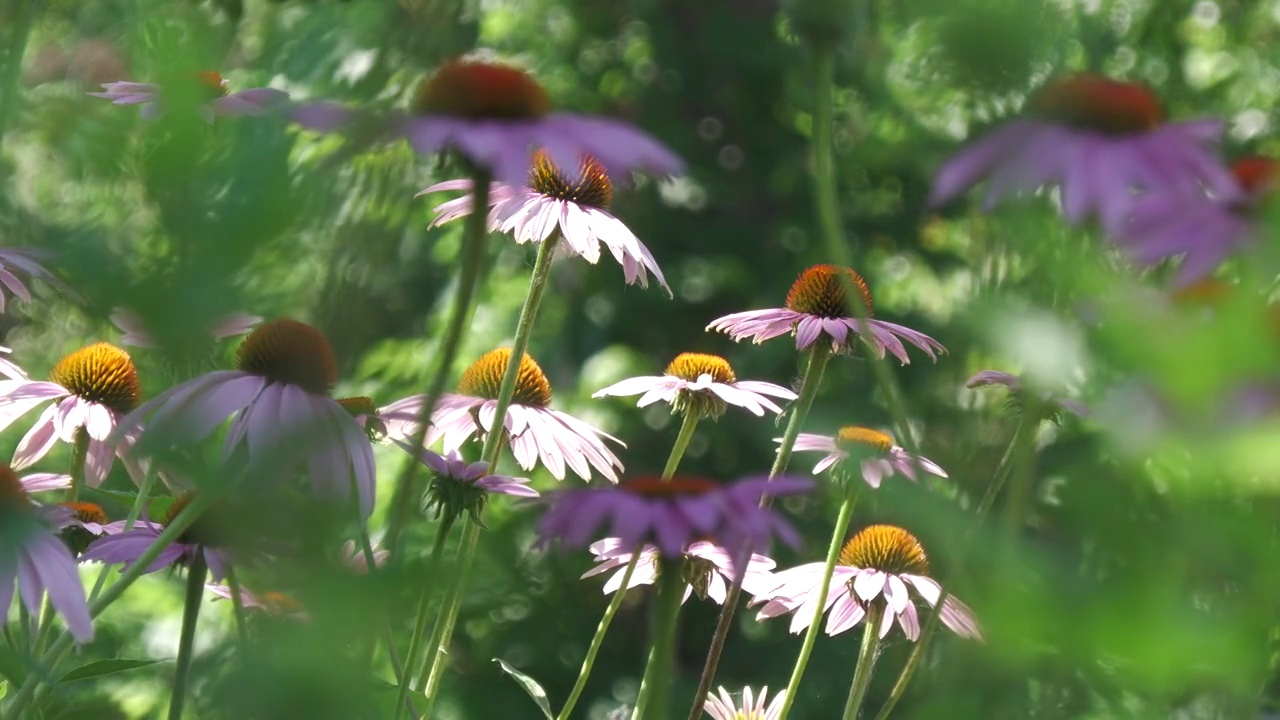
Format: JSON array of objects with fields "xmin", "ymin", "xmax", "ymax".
[
  {"xmin": 417, "ymin": 518, "xmax": 481, "ymax": 718},
  {"xmin": 1002, "ymin": 402, "xmax": 1043, "ymax": 534},
  {"xmin": 661, "ymin": 413, "xmax": 700, "ymax": 480},
  {"xmin": 686, "ymin": 345, "xmax": 831, "ymax": 719},
  {"xmin": 631, "ymin": 560, "xmax": 686, "ymax": 720},
  {"xmin": 169, "ymin": 551, "xmax": 208, "ymax": 720},
  {"xmin": 557, "ymin": 554, "xmax": 642, "ymax": 720},
  {"xmin": 394, "ymin": 519, "xmax": 454, "ymax": 720},
  {"xmin": 384, "ymin": 623, "xmax": 421, "ymax": 720},
  {"xmin": 224, "ymin": 565, "xmax": 249, "ymax": 648},
  {"xmin": 777, "ymin": 490, "xmax": 858, "ymax": 719},
  {"xmin": 64, "ymin": 430, "xmax": 90, "ymax": 503},
  {"xmin": 841, "ymin": 604, "xmax": 884, "ymax": 720},
  {"xmin": 383, "ymin": 173, "xmax": 493, "ymax": 562}
]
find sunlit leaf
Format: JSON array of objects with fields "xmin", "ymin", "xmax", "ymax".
[{"xmin": 493, "ymin": 658, "xmax": 554, "ymax": 720}]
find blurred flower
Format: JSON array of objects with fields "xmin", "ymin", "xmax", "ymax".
[
  {"xmin": 788, "ymin": 427, "xmax": 948, "ymax": 488},
  {"xmin": 382, "ymin": 348, "xmax": 624, "ymax": 483},
  {"xmin": 110, "ymin": 309, "xmax": 262, "ymax": 348},
  {"xmin": 398, "ymin": 445, "xmax": 538, "ymax": 525},
  {"xmin": 207, "ymin": 584, "xmax": 307, "ymax": 618},
  {"xmin": 420, "ymin": 151, "xmax": 671, "ymax": 295},
  {"xmin": 336, "ymin": 396, "xmax": 389, "ymax": 442},
  {"xmin": 536, "ymin": 474, "xmax": 812, "ymax": 556},
  {"xmin": 0, "ymin": 248, "xmax": 60, "ymax": 312},
  {"xmin": 290, "ymin": 58, "xmax": 683, "ymax": 185},
  {"xmin": 53, "ymin": 501, "xmax": 111, "ymax": 555},
  {"xmin": 929, "ymin": 73, "xmax": 1237, "ymax": 234},
  {"xmin": 0, "ymin": 343, "xmax": 145, "ymax": 487},
  {"xmin": 80, "ymin": 492, "xmax": 233, "ymax": 580},
  {"xmin": 592, "ymin": 352, "xmax": 796, "ymax": 419},
  {"xmin": 339, "ymin": 540, "xmax": 386, "ymax": 574},
  {"xmin": 704, "ymin": 686, "xmax": 786, "ymax": 720},
  {"xmin": 0, "ymin": 466, "xmax": 93, "ymax": 642},
  {"xmin": 89, "ymin": 71, "xmax": 288, "ymax": 122},
  {"xmin": 1117, "ymin": 156, "xmax": 1276, "ymax": 288},
  {"xmin": 707, "ymin": 265, "xmax": 945, "ymax": 362},
  {"xmin": 581, "ymin": 537, "xmax": 776, "ymax": 604},
  {"xmin": 966, "ymin": 370, "xmax": 1088, "ymax": 418},
  {"xmin": 116, "ymin": 319, "xmax": 377, "ymax": 517},
  {"xmin": 753, "ymin": 524, "xmax": 981, "ymax": 641}
]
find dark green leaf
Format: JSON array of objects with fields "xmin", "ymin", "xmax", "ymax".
[{"xmin": 59, "ymin": 659, "xmax": 165, "ymax": 684}]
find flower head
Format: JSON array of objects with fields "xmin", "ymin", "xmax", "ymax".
[
  {"xmin": 929, "ymin": 73, "xmax": 1237, "ymax": 234},
  {"xmin": 704, "ymin": 686, "xmax": 786, "ymax": 720},
  {"xmin": 537, "ymin": 474, "xmax": 812, "ymax": 557},
  {"xmin": 788, "ymin": 428, "xmax": 948, "ymax": 488},
  {"xmin": 966, "ymin": 370, "xmax": 1088, "ymax": 418},
  {"xmin": 707, "ymin": 265, "xmax": 945, "ymax": 362},
  {"xmin": 401, "ymin": 445, "xmax": 538, "ymax": 525},
  {"xmin": 592, "ymin": 352, "xmax": 797, "ymax": 419},
  {"xmin": 56, "ymin": 501, "xmax": 111, "ymax": 554},
  {"xmin": 79, "ymin": 492, "xmax": 234, "ymax": 580},
  {"xmin": 582, "ymin": 538, "xmax": 776, "ymax": 604},
  {"xmin": 89, "ymin": 71, "xmax": 288, "ymax": 122},
  {"xmin": 753, "ymin": 524, "xmax": 981, "ymax": 641}
]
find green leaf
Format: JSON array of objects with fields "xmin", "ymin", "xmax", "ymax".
[
  {"xmin": 0, "ymin": 644, "xmax": 28, "ymax": 687},
  {"xmin": 59, "ymin": 659, "xmax": 165, "ymax": 683},
  {"xmin": 493, "ymin": 658, "xmax": 554, "ymax": 720}
]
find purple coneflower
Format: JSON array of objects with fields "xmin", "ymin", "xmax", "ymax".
[
  {"xmin": 207, "ymin": 584, "xmax": 307, "ymax": 618},
  {"xmin": 0, "ymin": 343, "xmax": 144, "ymax": 486},
  {"xmin": 704, "ymin": 686, "xmax": 786, "ymax": 720},
  {"xmin": 403, "ymin": 445, "xmax": 538, "ymax": 524},
  {"xmin": 80, "ymin": 492, "xmax": 233, "ymax": 581},
  {"xmin": 111, "ymin": 308, "xmax": 262, "ymax": 348},
  {"xmin": 582, "ymin": 537, "xmax": 776, "ymax": 604},
  {"xmin": 753, "ymin": 524, "xmax": 981, "ymax": 641},
  {"xmin": 291, "ymin": 58, "xmax": 682, "ymax": 185},
  {"xmin": 54, "ymin": 501, "xmax": 113, "ymax": 555},
  {"xmin": 707, "ymin": 265, "xmax": 945, "ymax": 362},
  {"xmin": 966, "ymin": 370, "xmax": 1088, "ymax": 418},
  {"xmin": 115, "ymin": 319, "xmax": 377, "ymax": 517},
  {"xmin": 339, "ymin": 539, "xmax": 387, "ymax": 574},
  {"xmin": 0, "ymin": 466, "xmax": 93, "ymax": 642},
  {"xmin": 788, "ymin": 427, "xmax": 947, "ymax": 488},
  {"xmin": 382, "ymin": 348, "xmax": 624, "ymax": 483},
  {"xmin": 537, "ymin": 474, "xmax": 812, "ymax": 557},
  {"xmin": 89, "ymin": 71, "xmax": 288, "ymax": 122},
  {"xmin": 930, "ymin": 73, "xmax": 1237, "ymax": 234},
  {"xmin": 0, "ymin": 248, "xmax": 59, "ymax": 312},
  {"xmin": 593, "ymin": 352, "xmax": 796, "ymax": 419},
  {"xmin": 420, "ymin": 151, "xmax": 671, "ymax": 295}
]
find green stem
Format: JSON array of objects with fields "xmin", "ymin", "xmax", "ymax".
[
  {"xmin": 224, "ymin": 565, "xmax": 249, "ymax": 648},
  {"xmin": 631, "ymin": 561, "xmax": 685, "ymax": 720},
  {"xmin": 394, "ymin": 519, "xmax": 454, "ymax": 720},
  {"xmin": 1002, "ymin": 401, "xmax": 1043, "ymax": 534},
  {"xmin": 661, "ymin": 413, "xmax": 700, "ymax": 480},
  {"xmin": 685, "ymin": 345, "xmax": 831, "ymax": 719},
  {"xmin": 64, "ymin": 430, "xmax": 90, "ymax": 503},
  {"xmin": 383, "ymin": 173, "xmax": 493, "ymax": 562},
  {"xmin": 417, "ymin": 518, "xmax": 481, "ymax": 719},
  {"xmin": 840, "ymin": 604, "xmax": 884, "ymax": 720},
  {"xmin": 557, "ymin": 554, "xmax": 642, "ymax": 720},
  {"xmin": 777, "ymin": 490, "xmax": 859, "ymax": 719},
  {"xmin": 169, "ymin": 551, "xmax": 208, "ymax": 720}
]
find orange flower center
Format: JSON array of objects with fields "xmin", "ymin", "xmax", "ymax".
[
  {"xmin": 836, "ymin": 426, "xmax": 894, "ymax": 453},
  {"xmin": 236, "ymin": 319, "xmax": 339, "ymax": 396},
  {"xmin": 784, "ymin": 264, "xmax": 875, "ymax": 318},
  {"xmin": 621, "ymin": 475, "xmax": 721, "ymax": 498},
  {"xmin": 665, "ymin": 353, "xmax": 736, "ymax": 384},
  {"xmin": 62, "ymin": 502, "xmax": 107, "ymax": 525},
  {"xmin": 196, "ymin": 70, "xmax": 229, "ymax": 100},
  {"xmin": 259, "ymin": 591, "xmax": 304, "ymax": 613},
  {"xmin": 337, "ymin": 396, "xmax": 378, "ymax": 418},
  {"xmin": 1029, "ymin": 74, "xmax": 1164, "ymax": 134},
  {"xmin": 412, "ymin": 59, "xmax": 550, "ymax": 120},
  {"xmin": 49, "ymin": 343, "xmax": 141, "ymax": 414},
  {"xmin": 528, "ymin": 151, "xmax": 613, "ymax": 209},
  {"xmin": 1171, "ymin": 279, "xmax": 1231, "ymax": 308},
  {"xmin": 1231, "ymin": 156, "xmax": 1279, "ymax": 197},
  {"xmin": 838, "ymin": 524, "xmax": 930, "ymax": 575},
  {"xmin": 456, "ymin": 349, "xmax": 552, "ymax": 408}
]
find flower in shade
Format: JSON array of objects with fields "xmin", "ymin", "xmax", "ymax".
[
  {"xmin": 110, "ymin": 309, "xmax": 262, "ymax": 348},
  {"xmin": 340, "ymin": 540, "xmax": 387, "ymax": 574},
  {"xmin": 704, "ymin": 686, "xmax": 786, "ymax": 720},
  {"xmin": 80, "ymin": 492, "xmax": 233, "ymax": 580},
  {"xmin": 400, "ymin": 445, "xmax": 538, "ymax": 525},
  {"xmin": 55, "ymin": 501, "xmax": 112, "ymax": 555},
  {"xmin": 89, "ymin": 71, "xmax": 288, "ymax": 122},
  {"xmin": 592, "ymin": 353, "xmax": 796, "ymax": 420},
  {"xmin": 0, "ymin": 343, "xmax": 145, "ymax": 487},
  {"xmin": 1117, "ymin": 156, "xmax": 1276, "ymax": 287},
  {"xmin": 707, "ymin": 265, "xmax": 945, "ymax": 362},
  {"xmin": 420, "ymin": 151, "xmax": 671, "ymax": 295},
  {"xmin": 336, "ymin": 396, "xmax": 390, "ymax": 442},
  {"xmin": 581, "ymin": 537, "xmax": 776, "ymax": 604},
  {"xmin": 207, "ymin": 584, "xmax": 307, "ymax": 618},
  {"xmin": 0, "ymin": 248, "xmax": 60, "ymax": 313},
  {"xmin": 0, "ymin": 466, "xmax": 93, "ymax": 642},
  {"xmin": 537, "ymin": 474, "xmax": 812, "ymax": 557},
  {"xmin": 966, "ymin": 370, "xmax": 1088, "ymax": 418},
  {"xmin": 788, "ymin": 427, "xmax": 947, "ymax": 488},
  {"xmin": 753, "ymin": 524, "xmax": 981, "ymax": 641},
  {"xmin": 381, "ymin": 348, "xmax": 624, "ymax": 483},
  {"xmin": 929, "ymin": 73, "xmax": 1238, "ymax": 234},
  {"xmin": 114, "ymin": 319, "xmax": 377, "ymax": 517},
  {"xmin": 290, "ymin": 58, "xmax": 683, "ymax": 186}
]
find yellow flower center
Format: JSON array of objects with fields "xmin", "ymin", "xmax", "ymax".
[
  {"xmin": 665, "ymin": 352, "xmax": 736, "ymax": 384},
  {"xmin": 621, "ymin": 475, "xmax": 720, "ymax": 498},
  {"xmin": 456, "ymin": 348, "xmax": 552, "ymax": 408},
  {"xmin": 236, "ymin": 319, "xmax": 339, "ymax": 397},
  {"xmin": 62, "ymin": 502, "xmax": 107, "ymax": 525},
  {"xmin": 836, "ymin": 426, "xmax": 893, "ymax": 453},
  {"xmin": 838, "ymin": 524, "xmax": 930, "ymax": 576},
  {"xmin": 49, "ymin": 343, "xmax": 141, "ymax": 414},
  {"xmin": 784, "ymin": 264, "xmax": 875, "ymax": 319},
  {"xmin": 528, "ymin": 151, "xmax": 613, "ymax": 209},
  {"xmin": 412, "ymin": 59, "xmax": 551, "ymax": 120}
]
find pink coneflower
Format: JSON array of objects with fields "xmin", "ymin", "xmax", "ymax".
[
  {"xmin": 110, "ymin": 309, "xmax": 262, "ymax": 348},
  {"xmin": 788, "ymin": 427, "xmax": 947, "ymax": 488},
  {"xmin": 89, "ymin": 71, "xmax": 288, "ymax": 122},
  {"xmin": 290, "ymin": 58, "xmax": 683, "ymax": 186},
  {"xmin": 703, "ymin": 686, "xmax": 786, "ymax": 720},
  {"xmin": 707, "ymin": 265, "xmax": 945, "ymax": 362},
  {"xmin": 0, "ymin": 343, "xmax": 144, "ymax": 487},
  {"xmin": 207, "ymin": 584, "xmax": 307, "ymax": 618},
  {"xmin": 382, "ymin": 348, "xmax": 624, "ymax": 483},
  {"xmin": 0, "ymin": 248, "xmax": 60, "ymax": 312},
  {"xmin": 592, "ymin": 352, "xmax": 796, "ymax": 419},
  {"xmin": 966, "ymin": 370, "xmax": 1088, "ymax": 418},
  {"xmin": 930, "ymin": 73, "xmax": 1238, "ymax": 234},
  {"xmin": 753, "ymin": 524, "xmax": 981, "ymax": 641},
  {"xmin": 80, "ymin": 492, "xmax": 233, "ymax": 581},
  {"xmin": 402, "ymin": 445, "xmax": 538, "ymax": 524},
  {"xmin": 537, "ymin": 474, "xmax": 812, "ymax": 557},
  {"xmin": 339, "ymin": 539, "xmax": 387, "ymax": 574},
  {"xmin": 420, "ymin": 151, "xmax": 671, "ymax": 295},
  {"xmin": 582, "ymin": 537, "xmax": 776, "ymax": 604},
  {"xmin": 0, "ymin": 466, "xmax": 93, "ymax": 642},
  {"xmin": 115, "ymin": 319, "xmax": 377, "ymax": 517}
]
